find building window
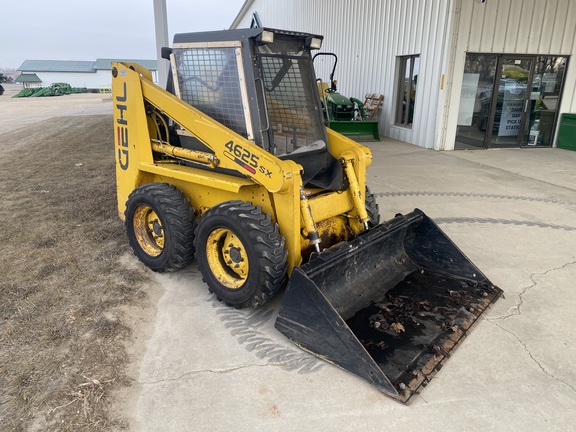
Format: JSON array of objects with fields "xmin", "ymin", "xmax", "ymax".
[{"xmin": 395, "ymin": 55, "xmax": 420, "ymax": 127}]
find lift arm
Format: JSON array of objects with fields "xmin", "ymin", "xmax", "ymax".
[{"xmin": 113, "ymin": 62, "xmax": 302, "ymax": 194}]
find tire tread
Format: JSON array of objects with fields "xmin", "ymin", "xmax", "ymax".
[
  {"xmin": 125, "ymin": 183, "xmax": 195, "ymax": 272},
  {"xmin": 195, "ymin": 200, "xmax": 287, "ymax": 308}
]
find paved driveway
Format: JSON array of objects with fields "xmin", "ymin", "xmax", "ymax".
[{"xmin": 133, "ymin": 141, "xmax": 576, "ymax": 431}]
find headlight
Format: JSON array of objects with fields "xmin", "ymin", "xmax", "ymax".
[
  {"xmin": 305, "ymin": 36, "xmax": 323, "ymax": 50},
  {"xmin": 309, "ymin": 37, "xmax": 322, "ymax": 49},
  {"xmin": 259, "ymin": 30, "xmax": 274, "ymax": 44}
]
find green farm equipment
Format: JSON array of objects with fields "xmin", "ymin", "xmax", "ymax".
[
  {"xmin": 12, "ymin": 83, "xmax": 89, "ymax": 98},
  {"xmin": 313, "ymin": 52, "xmax": 381, "ymax": 140}
]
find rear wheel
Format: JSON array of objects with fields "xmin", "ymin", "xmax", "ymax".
[
  {"xmin": 125, "ymin": 183, "xmax": 195, "ymax": 272},
  {"xmin": 195, "ymin": 201, "xmax": 287, "ymax": 308},
  {"xmin": 365, "ymin": 186, "xmax": 380, "ymax": 227}
]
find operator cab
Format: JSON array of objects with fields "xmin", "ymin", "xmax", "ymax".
[{"xmin": 163, "ymin": 27, "xmax": 344, "ymax": 190}]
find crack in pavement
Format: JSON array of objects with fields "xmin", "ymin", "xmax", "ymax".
[
  {"xmin": 491, "ymin": 260, "xmax": 576, "ymax": 320},
  {"xmin": 140, "ymin": 361, "xmax": 294, "ymax": 386},
  {"xmin": 484, "ymin": 260, "xmax": 576, "ymax": 395},
  {"xmin": 488, "ymin": 320, "xmax": 576, "ymax": 394}
]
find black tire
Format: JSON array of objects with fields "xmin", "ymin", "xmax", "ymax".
[
  {"xmin": 365, "ymin": 186, "xmax": 381, "ymax": 227},
  {"xmin": 195, "ymin": 201, "xmax": 288, "ymax": 308},
  {"xmin": 125, "ymin": 183, "xmax": 195, "ymax": 272}
]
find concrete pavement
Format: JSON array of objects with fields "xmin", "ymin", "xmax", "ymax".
[
  {"xmin": 134, "ymin": 141, "xmax": 576, "ymax": 431},
  {"xmin": 2, "ymin": 88, "xmax": 573, "ymax": 430}
]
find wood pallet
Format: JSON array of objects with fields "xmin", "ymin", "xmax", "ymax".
[{"xmin": 363, "ymin": 93, "xmax": 384, "ymax": 120}]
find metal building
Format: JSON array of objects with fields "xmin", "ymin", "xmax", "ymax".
[
  {"xmin": 231, "ymin": 0, "xmax": 576, "ymax": 150},
  {"xmin": 17, "ymin": 59, "xmax": 158, "ymax": 89}
]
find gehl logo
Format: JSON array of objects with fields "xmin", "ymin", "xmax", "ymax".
[{"xmin": 116, "ymin": 81, "xmax": 129, "ymax": 170}]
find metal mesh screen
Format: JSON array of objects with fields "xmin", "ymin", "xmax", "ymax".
[
  {"xmin": 260, "ymin": 55, "xmax": 324, "ymax": 155},
  {"xmin": 174, "ymin": 47, "xmax": 248, "ymax": 138}
]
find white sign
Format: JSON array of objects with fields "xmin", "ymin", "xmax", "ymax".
[
  {"xmin": 498, "ymin": 99, "xmax": 524, "ymax": 136},
  {"xmin": 498, "ymin": 86, "xmax": 525, "ymax": 136},
  {"xmin": 543, "ymin": 73, "xmax": 557, "ymax": 92},
  {"xmin": 457, "ymin": 73, "xmax": 480, "ymax": 126}
]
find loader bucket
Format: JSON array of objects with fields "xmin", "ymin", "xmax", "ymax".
[{"xmin": 275, "ymin": 209, "xmax": 502, "ymax": 403}]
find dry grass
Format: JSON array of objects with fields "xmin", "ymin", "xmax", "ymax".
[{"xmin": 0, "ymin": 115, "xmax": 151, "ymax": 431}]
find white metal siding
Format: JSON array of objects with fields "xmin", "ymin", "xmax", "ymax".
[
  {"xmin": 30, "ymin": 70, "xmax": 157, "ymax": 89},
  {"xmin": 443, "ymin": 0, "xmax": 576, "ymax": 149},
  {"xmin": 234, "ymin": 0, "xmax": 453, "ymax": 149},
  {"xmin": 235, "ymin": 0, "xmax": 576, "ymax": 149},
  {"xmin": 34, "ymin": 71, "xmax": 103, "ymax": 89},
  {"xmin": 459, "ymin": 0, "xmax": 575, "ymax": 54}
]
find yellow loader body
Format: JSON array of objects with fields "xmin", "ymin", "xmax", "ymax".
[
  {"xmin": 113, "ymin": 61, "xmax": 369, "ymax": 273},
  {"xmin": 112, "ymin": 27, "xmax": 501, "ymax": 403}
]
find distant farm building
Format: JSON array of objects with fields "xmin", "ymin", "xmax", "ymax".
[
  {"xmin": 16, "ymin": 59, "xmax": 158, "ymax": 89},
  {"xmin": 14, "ymin": 73, "xmax": 42, "ymax": 88}
]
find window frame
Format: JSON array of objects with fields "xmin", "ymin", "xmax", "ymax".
[
  {"xmin": 170, "ymin": 41, "xmax": 254, "ymax": 141},
  {"xmin": 395, "ymin": 54, "xmax": 420, "ymax": 128}
]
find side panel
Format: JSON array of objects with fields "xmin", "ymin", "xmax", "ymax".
[{"xmin": 112, "ymin": 64, "xmax": 154, "ymax": 219}]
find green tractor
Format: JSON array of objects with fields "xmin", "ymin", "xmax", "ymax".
[{"xmin": 313, "ymin": 53, "xmax": 381, "ymax": 140}]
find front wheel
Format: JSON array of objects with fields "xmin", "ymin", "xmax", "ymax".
[{"xmin": 195, "ymin": 201, "xmax": 287, "ymax": 308}]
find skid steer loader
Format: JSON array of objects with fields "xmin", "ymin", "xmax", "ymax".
[{"xmin": 112, "ymin": 27, "xmax": 502, "ymax": 403}]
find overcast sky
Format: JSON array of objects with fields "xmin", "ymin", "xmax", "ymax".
[{"xmin": 0, "ymin": 0, "xmax": 246, "ymax": 69}]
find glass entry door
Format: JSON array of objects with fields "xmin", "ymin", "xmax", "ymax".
[
  {"xmin": 455, "ymin": 54, "xmax": 567, "ymax": 150},
  {"xmin": 522, "ymin": 56, "xmax": 568, "ymax": 147},
  {"xmin": 488, "ymin": 57, "xmax": 533, "ymax": 147}
]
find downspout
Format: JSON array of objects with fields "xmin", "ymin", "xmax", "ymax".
[
  {"xmin": 436, "ymin": 0, "xmax": 462, "ymax": 150},
  {"xmin": 153, "ymin": 0, "xmax": 169, "ymax": 88}
]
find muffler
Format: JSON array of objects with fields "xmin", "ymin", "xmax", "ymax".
[{"xmin": 275, "ymin": 209, "xmax": 502, "ymax": 403}]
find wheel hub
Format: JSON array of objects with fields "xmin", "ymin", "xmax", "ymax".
[
  {"xmin": 151, "ymin": 220, "xmax": 163, "ymax": 237},
  {"xmin": 133, "ymin": 205, "xmax": 164, "ymax": 257},
  {"xmin": 206, "ymin": 228, "xmax": 249, "ymax": 289},
  {"xmin": 228, "ymin": 247, "xmax": 242, "ymax": 263}
]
